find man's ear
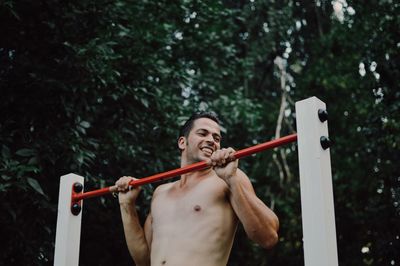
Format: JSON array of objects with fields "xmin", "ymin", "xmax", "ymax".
[{"xmin": 178, "ymin": 136, "xmax": 186, "ymax": 151}]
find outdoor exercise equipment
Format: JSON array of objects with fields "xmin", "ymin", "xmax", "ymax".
[{"xmin": 54, "ymin": 96, "xmax": 338, "ymax": 266}]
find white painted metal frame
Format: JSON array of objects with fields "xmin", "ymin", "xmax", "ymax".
[
  {"xmin": 296, "ymin": 96, "xmax": 338, "ymax": 266},
  {"xmin": 53, "ymin": 97, "xmax": 338, "ymax": 266},
  {"xmin": 54, "ymin": 173, "xmax": 84, "ymax": 266}
]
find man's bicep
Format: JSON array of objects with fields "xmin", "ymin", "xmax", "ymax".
[
  {"xmin": 144, "ymin": 213, "xmax": 153, "ymax": 248},
  {"xmin": 234, "ymin": 169, "xmax": 256, "ymax": 192}
]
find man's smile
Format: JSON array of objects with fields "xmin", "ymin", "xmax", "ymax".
[{"xmin": 201, "ymin": 146, "xmax": 214, "ymax": 156}]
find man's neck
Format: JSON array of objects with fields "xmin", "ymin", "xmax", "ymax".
[{"xmin": 179, "ymin": 159, "xmax": 213, "ymax": 187}]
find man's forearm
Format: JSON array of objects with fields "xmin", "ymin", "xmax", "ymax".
[
  {"xmin": 227, "ymin": 173, "xmax": 279, "ymax": 249},
  {"xmin": 120, "ymin": 203, "xmax": 150, "ymax": 266}
]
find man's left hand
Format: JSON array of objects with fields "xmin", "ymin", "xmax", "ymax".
[{"xmin": 209, "ymin": 147, "xmax": 238, "ymax": 183}]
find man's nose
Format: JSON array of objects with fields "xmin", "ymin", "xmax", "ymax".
[{"xmin": 205, "ymin": 135, "xmax": 215, "ymax": 144}]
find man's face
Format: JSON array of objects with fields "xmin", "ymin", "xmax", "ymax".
[{"xmin": 179, "ymin": 118, "xmax": 221, "ymax": 164}]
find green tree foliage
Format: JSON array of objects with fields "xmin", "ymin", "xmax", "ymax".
[{"xmin": 1, "ymin": 0, "xmax": 399, "ymax": 265}]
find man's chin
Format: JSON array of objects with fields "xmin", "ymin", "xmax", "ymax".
[
  {"xmin": 190, "ymin": 154, "xmax": 211, "ymax": 163},
  {"xmin": 200, "ymin": 152, "xmax": 213, "ymax": 159}
]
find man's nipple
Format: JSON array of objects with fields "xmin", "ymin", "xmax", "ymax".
[{"xmin": 194, "ymin": 205, "xmax": 201, "ymax": 211}]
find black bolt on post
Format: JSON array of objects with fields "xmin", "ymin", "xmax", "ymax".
[
  {"xmin": 71, "ymin": 202, "xmax": 82, "ymax": 216},
  {"xmin": 73, "ymin": 182, "xmax": 83, "ymax": 193},
  {"xmin": 318, "ymin": 109, "xmax": 328, "ymax": 122},
  {"xmin": 320, "ymin": 136, "xmax": 331, "ymax": 150}
]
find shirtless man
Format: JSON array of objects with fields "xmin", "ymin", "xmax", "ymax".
[{"xmin": 115, "ymin": 112, "xmax": 279, "ymax": 266}]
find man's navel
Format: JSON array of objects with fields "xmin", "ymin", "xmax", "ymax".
[{"xmin": 194, "ymin": 205, "xmax": 201, "ymax": 211}]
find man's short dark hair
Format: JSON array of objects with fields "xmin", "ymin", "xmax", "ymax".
[{"xmin": 179, "ymin": 112, "xmax": 220, "ymax": 138}]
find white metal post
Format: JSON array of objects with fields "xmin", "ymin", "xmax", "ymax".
[
  {"xmin": 295, "ymin": 97, "xmax": 338, "ymax": 266},
  {"xmin": 54, "ymin": 173, "xmax": 84, "ymax": 266}
]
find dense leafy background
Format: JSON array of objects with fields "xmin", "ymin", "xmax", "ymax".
[{"xmin": 1, "ymin": 0, "xmax": 399, "ymax": 265}]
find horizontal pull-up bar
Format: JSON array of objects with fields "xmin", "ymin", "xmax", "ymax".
[{"xmin": 73, "ymin": 133, "xmax": 297, "ymax": 202}]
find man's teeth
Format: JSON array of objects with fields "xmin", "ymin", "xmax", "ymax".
[{"xmin": 202, "ymin": 148, "xmax": 213, "ymax": 153}]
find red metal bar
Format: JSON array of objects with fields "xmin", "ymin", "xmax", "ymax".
[{"xmin": 73, "ymin": 133, "xmax": 297, "ymax": 201}]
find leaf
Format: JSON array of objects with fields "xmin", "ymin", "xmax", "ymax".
[
  {"xmin": 1, "ymin": 174, "xmax": 12, "ymax": 181},
  {"xmin": 141, "ymin": 98, "xmax": 149, "ymax": 108},
  {"xmin": 16, "ymin": 148, "xmax": 35, "ymax": 157},
  {"xmin": 80, "ymin": 121, "xmax": 91, "ymax": 128},
  {"xmin": 27, "ymin": 177, "xmax": 45, "ymax": 196},
  {"xmin": 28, "ymin": 157, "xmax": 38, "ymax": 165},
  {"xmin": 0, "ymin": 183, "xmax": 12, "ymax": 192},
  {"xmin": 2, "ymin": 145, "xmax": 11, "ymax": 158}
]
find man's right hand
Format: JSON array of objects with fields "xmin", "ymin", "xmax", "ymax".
[{"xmin": 115, "ymin": 176, "xmax": 142, "ymax": 205}]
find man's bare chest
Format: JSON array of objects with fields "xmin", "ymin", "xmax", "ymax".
[{"xmin": 151, "ymin": 177, "xmax": 232, "ymax": 227}]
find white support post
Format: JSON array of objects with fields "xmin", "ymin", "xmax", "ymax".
[
  {"xmin": 295, "ymin": 97, "xmax": 338, "ymax": 266},
  {"xmin": 54, "ymin": 173, "xmax": 84, "ymax": 266}
]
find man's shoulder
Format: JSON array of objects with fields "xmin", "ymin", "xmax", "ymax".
[{"xmin": 153, "ymin": 181, "xmax": 176, "ymax": 195}]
